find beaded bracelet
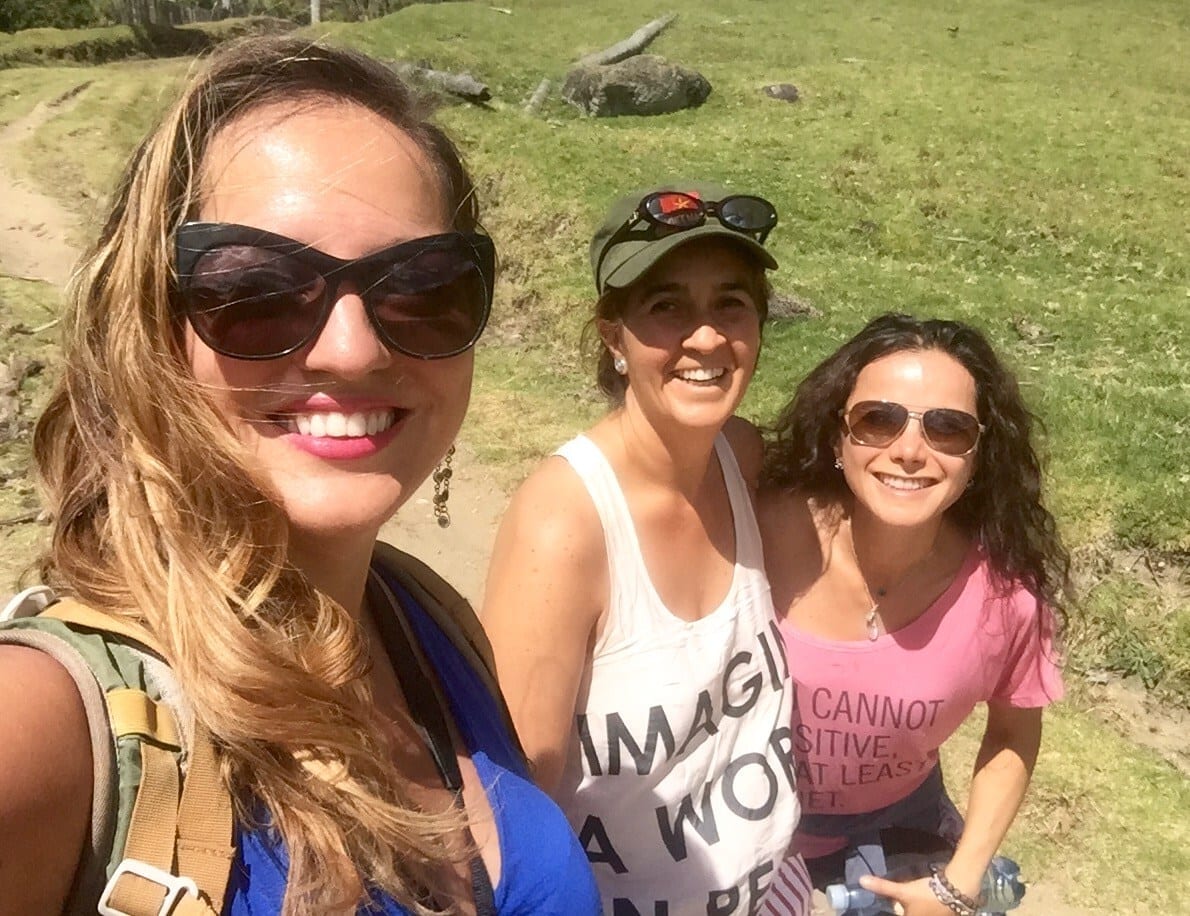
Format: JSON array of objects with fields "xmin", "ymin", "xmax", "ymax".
[
  {"xmin": 927, "ymin": 867, "xmax": 979, "ymax": 916},
  {"xmin": 929, "ymin": 863, "xmax": 984, "ymax": 911}
]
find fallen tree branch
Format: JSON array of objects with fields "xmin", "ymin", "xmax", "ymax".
[
  {"xmin": 0, "ymin": 509, "xmax": 44, "ymax": 528},
  {"xmin": 391, "ymin": 62, "xmax": 491, "ymax": 104},
  {"xmin": 19, "ymin": 318, "xmax": 60, "ymax": 335},
  {"xmin": 523, "ymin": 78, "xmax": 551, "ymax": 113},
  {"xmin": 577, "ymin": 13, "xmax": 677, "ymax": 67}
]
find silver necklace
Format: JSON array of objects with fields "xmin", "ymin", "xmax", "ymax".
[
  {"xmin": 863, "ymin": 587, "xmax": 886, "ymax": 641},
  {"xmin": 847, "ymin": 530, "xmax": 933, "ymax": 642}
]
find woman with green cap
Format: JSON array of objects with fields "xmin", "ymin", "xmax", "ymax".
[{"xmin": 483, "ymin": 185, "xmax": 812, "ymax": 914}]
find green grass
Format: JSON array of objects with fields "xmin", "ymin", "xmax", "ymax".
[
  {"xmin": 944, "ymin": 701, "xmax": 1190, "ymax": 914},
  {"xmin": 2, "ymin": 0, "xmax": 1186, "ymax": 701},
  {"xmin": 1067, "ymin": 565, "xmax": 1190, "ymax": 703},
  {"xmin": 0, "ymin": 66, "xmax": 95, "ymax": 127},
  {"xmin": 320, "ymin": 0, "xmax": 1190, "ymax": 551}
]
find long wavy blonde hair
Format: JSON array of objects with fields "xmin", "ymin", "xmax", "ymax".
[{"xmin": 32, "ymin": 36, "xmax": 482, "ymax": 915}]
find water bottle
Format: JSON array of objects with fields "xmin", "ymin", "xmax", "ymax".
[{"xmin": 824, "ymin": 855, "xmax": 1026, "ymax": 915}]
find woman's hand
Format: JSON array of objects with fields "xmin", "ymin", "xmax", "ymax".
[{"xmin": 857, "ymin": 875, "xmax": 953, "ymax": 916}]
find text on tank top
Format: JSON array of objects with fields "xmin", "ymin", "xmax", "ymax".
[{"xmin": 554, "ymin": 433, "xmax": 800, "ymax": 915}]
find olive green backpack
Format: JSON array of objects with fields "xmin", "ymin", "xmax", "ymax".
[{"xmin": 0, "ymin": 542, "xmax": 514, "ymax": 916}]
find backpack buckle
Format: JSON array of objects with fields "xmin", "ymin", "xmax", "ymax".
[
  {"xmin": 97, "ymin": 859, "xmax": 200, "ymax": 916},
  {"xmin": 0, "ymin": 584, "xmax": 56, "ymax": 621}
]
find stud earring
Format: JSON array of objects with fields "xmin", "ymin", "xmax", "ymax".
[
  {"xmin": 613, "ymin": 355, "xmax": 627, "ymax": 375},
  {"xmin": 834, "ymin": 458, "xmax": 844, "ymax": 470},
  {"xmin": 432, "ymin": 445, "xmax": 455, "ymax": 528}
]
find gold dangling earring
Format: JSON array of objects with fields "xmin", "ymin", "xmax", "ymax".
[{"xmin": 432, "ymin": 445, "xmax": 455, "ymax": 528}]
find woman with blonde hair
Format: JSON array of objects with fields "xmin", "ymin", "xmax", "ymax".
[{"xmin": 0, "ymin": 37, "xmax": 597, "ymax": 916}]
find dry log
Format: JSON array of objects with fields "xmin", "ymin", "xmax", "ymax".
[
  {"xmin": 577, "ymin": 13, "xmax": 677, "ymax": 67},
  {"xmin": 523, "ymin": 78, "xmax": 551, "ymax": 113},
  {"xmin": 392, "ymin": 62, "xmax": 491, "ymax": 104},
  {"xmin": 0, "ymin": 509, "xmax": 45, "ymax": 528}
]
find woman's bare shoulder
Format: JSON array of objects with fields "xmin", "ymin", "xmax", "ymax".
[
  {"xmin": 485, "ymin": 452, "xmax": 609, "ymax": 618},
  {"xmin": 500, "ymin": 454, "xmax": 603, "ymax": 552},
  {"xmin": 0, "ymin": 645, "xmax": 93, "ymax": 914},
  {"xmin": 756, "ymin": 488, "xmax": 837, "ymax": 605}
]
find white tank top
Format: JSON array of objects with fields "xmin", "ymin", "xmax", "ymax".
[{"xmin": 555, "ymin": 433, "xmax": 801, "ymax": 915}]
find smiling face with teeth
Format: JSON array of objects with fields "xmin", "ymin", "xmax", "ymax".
[
  {"xmin": 837, "ymin": 348, "xmax": 979, "ymax": 532},
  {"xmin": 600, "ymin": 238, "xmax": 765, "ymax": 434},
  {"xmin": 184, "ymin": 101, "xmax": 473, "ymax": 553}
]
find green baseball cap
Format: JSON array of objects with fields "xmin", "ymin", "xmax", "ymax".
[{"xmin": 589, "ymin": 181, "xmax": 779, "ymax": 295}]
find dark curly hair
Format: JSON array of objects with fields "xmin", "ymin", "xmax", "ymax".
[{"xmin": 763, "ymin": 313, "xmax": 1071, "ymax": 624}]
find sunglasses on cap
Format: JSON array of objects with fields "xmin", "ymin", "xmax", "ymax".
[
  {"xmin": 173, "ymin": 222, "xmax": 496, "ymax": 361},
  {"xmin": 635, "ymin": 191, "xmax": 778, "ymax": 241},
  {"xmin": 594, "ymin": 191, "xmax": 778, "ymax": 287},
  {"xmin": 841, "ymin": 400, "xmax": 985, "ymax": 457}
]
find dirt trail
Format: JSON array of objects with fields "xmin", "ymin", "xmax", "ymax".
[
  {"xmin": 0, "ymin": 86, "xmax": 1097, "ymax": 916},
  {"xmin": 0, "ymin": 85, "xmax": 90, "ymax": 286},
  {"xmin": 378, "ymin": 446, "xmax": 509, "ymax": 607}
]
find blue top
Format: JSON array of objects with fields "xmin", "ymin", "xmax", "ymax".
[{"xmin": 225, "ymin": 578, "xmax": 599, "ymax": 915}]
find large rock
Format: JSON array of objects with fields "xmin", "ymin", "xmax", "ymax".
[{"xmin": 562, "ymin": 54, "xmax": 711, "ymax": 117}]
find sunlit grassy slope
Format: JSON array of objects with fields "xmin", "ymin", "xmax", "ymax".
[
  {"xmin": 3, "ymin": 0, "xmax": 1187, "ymax": 695},
  {"xmin": 343, "ymin": 0, "xmax": 1189, "ymax": 542}
]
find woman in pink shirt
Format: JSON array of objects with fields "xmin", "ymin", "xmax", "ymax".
[{"xmin": 758, "ymin": 314, "xmax": 1068, "ymax": 916}]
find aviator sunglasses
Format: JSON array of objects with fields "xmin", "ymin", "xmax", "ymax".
[
  {"xmin": 173, "ymin": 222, "xmax": 496, "ymax": 361},
  {"xmin": 594, "ymin": 191, "xmax": 778, "ymax": 284},
  {"xmin": 841, "ymin": 400, "xmax": 985, "ymax": 457}
]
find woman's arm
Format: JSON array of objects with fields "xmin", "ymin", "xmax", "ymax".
[
  {"xmin": 0, "ymin": 645, "xmax": 93, "ymax": 916},
  {"xmin": 862, "ymin": 703, "xmax": 1042, "ymax": 916},
  {"xmin": 481, "ymin": 458, "xmax": 608, "ymax": 797},
  {"xmin": 944, "ymin": 703, "xmax": 1041, "ymax": 893}
]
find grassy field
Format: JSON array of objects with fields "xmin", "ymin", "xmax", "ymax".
[
  {"xmin": 5, "ymin": 0, "xmax": 1183, "ymax": 697},
  {"xmin": 0, "ymin": 17, "xmax": 295, "ymax": 68},
  {"xmin": 0, "ymin": 1, "xmax": 1187, "ymax": 909}
]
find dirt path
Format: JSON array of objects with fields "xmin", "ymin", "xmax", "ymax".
[
  {"xmin": 0, "ymin": 85, "xmax": 90, "ymax": 286},
  {"xmin": 0, "ymin": 87, "xmax": 1096, "ymax": 916},
  {"xmin": 378, "ymin": 444, "xmax": 509, "ymax": 606}
]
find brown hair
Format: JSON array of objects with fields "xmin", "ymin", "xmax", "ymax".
[
  {"xmin": 33, "ymin": 36, "xmax": 480, "ymax": 914},
  {"xmin": 763, "ymin": 312, "xmax": 1071, "ymax": 629}
]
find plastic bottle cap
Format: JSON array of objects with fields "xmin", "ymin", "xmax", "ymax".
[{"xmin": 825, "ymin": 884, "xmax": 851, "ymax": 913}]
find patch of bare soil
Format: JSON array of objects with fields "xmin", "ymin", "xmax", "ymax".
[
  {"xmin": 378, "ymin": 441, "xmax": 510, "ymax": 607},
  {"xmin": 1083, "ymin": 676, "xmax": 1190, "ymax": 778},
  {"xmin": 0, "ymin": 83, "xmax": 90, "ymax": 286}
]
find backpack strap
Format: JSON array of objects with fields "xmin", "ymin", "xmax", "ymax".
[
  {"xmin": 97, "ymin": 725, "xmax": 230, "ymax": 916},
  {"xmin": 371, "ymin": 541, "xmax": 525, "ymax": 760},
  {"xmin": 1, "ymin": 594, "xmax": 234, "ymax": 915},
  {"xmin": 5, "ymin": 548, "xmax": 496, "ymax": 914}
]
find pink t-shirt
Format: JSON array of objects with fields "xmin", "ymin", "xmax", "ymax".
[{"xmin": 780, "ymin": 547, "xmax": 1063, "ymax": 860}]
